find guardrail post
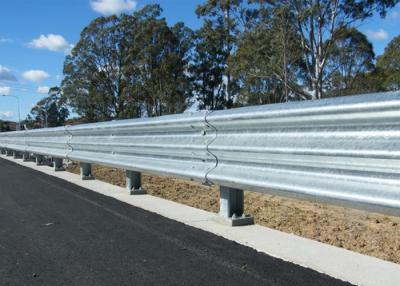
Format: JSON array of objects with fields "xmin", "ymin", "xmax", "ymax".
[
  {"xmin": 80, "ymin": 162, "xmax": 95, "ymax": 180},
  {"xmin": 219, "ymin": 186, "xmax": 254, "ymax": 226},
  {"xmin": 126, "ymin": 170, "xmax": 146, "ymax": 195},
  {"xmin": 35, "ymin": 154, "xmax": 44, "ymax": 166},
  {"xmin": 5, "ymin": 149, "xmax": 12, "ymax": 157},
  {"xmin": 22, "ymin": 152, "xmax": 30, "ymax": 162},
  {"xmin": 53, "ymin": 158, "xmax": 64, "ymax": 172},
  {"xmin": 13, "ymin": 151, "xmax": 22, "ymax": 159}
]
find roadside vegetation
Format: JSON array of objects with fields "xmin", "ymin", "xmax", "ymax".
[{"xmin": 21, "ymin": 0, "xmax": 400, "ymax": 127}]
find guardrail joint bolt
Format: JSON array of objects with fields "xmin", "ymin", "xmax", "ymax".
[
  {"xmin": 53, "ymin": 158, "xmax": 65, "ymax": 172},
  {"xmin": 126, "ymin": 170, "xmax": 146, "ymax": 195},
  {"xmin": 80, "ymin": 162, "xmax": 95, "ymax": 180},
  {"xmin": 219, "ymin": 186, "xmax": 254, "ymax": 226}
]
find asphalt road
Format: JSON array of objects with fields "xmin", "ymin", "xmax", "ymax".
[{"xmin": 0, "ymin": 158, "xmax": 352, "ymax": 286}]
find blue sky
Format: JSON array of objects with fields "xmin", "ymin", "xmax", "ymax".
[{"xmin": 0, "ymin": 0, "xmax": 399, "ymax": 122}]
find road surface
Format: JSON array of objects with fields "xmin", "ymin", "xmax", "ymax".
[{"xmin": 0, "ymin": 158, "xmax": 351, "ymax": 285}]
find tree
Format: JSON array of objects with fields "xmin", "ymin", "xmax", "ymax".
[
  {"xmin": 62, "ymin": 15, "xmax": 128, "ymax": 122},
  {"xmin": 325, "ymin": 28, "xmax": 375, "ymax": 96},
  {"xmin": 193, "ymin": 0, "xmax": 244, "ymax": 110},
  {"xmin": 26, "ymin": 87, "xmax": 69, "ymax": 129},
  {"xmin": 377, "ymin": 35, "xmax": 400, "ymax": 91},
  {"xmin": 250, "ymin": 0, "xmax": 398, "ymax": 99},
  {"xmin": 230, "ymin": 6, "xmax": 306, "ymax": 105},
  {"xmin": 124, "ymin": 5, "xmax": 194, "ymax": 117},
  {"xmin": 62, "ymin": 5, "xmax": 193, "ymax": 121}
]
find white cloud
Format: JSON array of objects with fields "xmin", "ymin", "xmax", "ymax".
[
  {"xmin": 0, "ymin": 86, "xmax": 11, "ymax": 95},
  {"xmin": 37, "ymin": 86, "xmax": 50, "ymax": 94},
  {"xmin": 0, "ymin": 65, "xmax": 17, "ymax": 81},
  {"xmin": 366, "ymin": 29, "xmax": 389, "ymax": 41},
  {"xmin": 22, "ymin": 70, "xmax": 50, "ymax": 83},
  {"xmin": 0, "ymin": 111, "xmax": 13, "ymax": 120},
  {"xmin": 90, "ymin": 0, "xmax": 137, "ymax": 15},
  {"xmin": 28, "ymin": 34, "xmax": 73, "ymax": 52}
]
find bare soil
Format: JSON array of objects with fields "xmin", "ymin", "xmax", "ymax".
[{"xmin": 66, "ymin": 162, "xmax": 400, "ymax": 264}]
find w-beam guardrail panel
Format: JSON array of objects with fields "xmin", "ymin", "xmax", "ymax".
[{"xmin": 1, "ymin": 91, "xmax": 400, "ymax": 216}]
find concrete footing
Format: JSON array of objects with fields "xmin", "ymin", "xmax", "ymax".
[
  {"xmin": 80, "ymin": 162, "xmax": 95, "ymax": 180},
  {"xmin": 219, "ymin": 186, "xmax": 254, "ymax": 226},
  {"xmin": 53, "ymin": 158, "xmax": 65, "ymax": 172},
  {"xmin": 126, "ymin": 170, "xmax": 146, "ymax": 195}
]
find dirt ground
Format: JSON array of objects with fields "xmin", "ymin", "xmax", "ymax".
[{"xmin": 66, "ymin": 162, "xmax": 400, "ymax": 264}]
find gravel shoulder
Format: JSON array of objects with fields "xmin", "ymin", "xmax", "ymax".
[{"xmin": 66, "ymin": 163, "xmax": 400, "ymax": 264}]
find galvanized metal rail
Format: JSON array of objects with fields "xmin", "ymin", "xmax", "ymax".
[{"xmin": 1, "ymin": 91, "xmax": 400, "ymax": 224}]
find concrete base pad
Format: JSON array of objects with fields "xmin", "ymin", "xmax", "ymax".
[
  {"xmin": 129, "ymin": 188, "xmax": 147, "ymax": 195},
  {"xmin": 82, "ymin": 175, "xmax": 95, "ymax": 180},
  {"xmin": 1, "ymin": 155, "xmax": 399, "ymax": 286},
  {"xmin": 216, "ymin": 214, "xmax": 254, "ymax": 226}
]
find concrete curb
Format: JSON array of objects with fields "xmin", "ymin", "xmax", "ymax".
[{"xmin": 2, "ymin": 155, "xmax": 399, "ymax": 286}]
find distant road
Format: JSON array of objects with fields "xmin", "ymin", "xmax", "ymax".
[{"xmin": 0, "ymin": 158, "xmax": 350, "ymax": 285}]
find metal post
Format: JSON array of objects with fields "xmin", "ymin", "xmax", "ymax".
[
  {"xmin": 35, "ymin": 154, "xmax": 43, "ymax": 166},
  {"xmin": 53, "ymin": 158, "xmax": 64, "ymax": 172},
  {"xmin": 13, "ymin": 151, "xmax": 22, "ymax": 159},
  {"xmin": 126, "ymin": 170, "xmax": 146, "ymax": 195},
  {"xmin": 219, "ymin": 186, "xmax": 254, "ymax": 226},
  {"xmin": 80, "ymin": 162, "xmax": 94, "ymax": 180},
  {"xmin": 22, "ymin": 152, "xmax": 30, "ymax": 162}
]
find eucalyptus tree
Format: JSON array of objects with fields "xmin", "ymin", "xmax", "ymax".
[
  {"xmin": 230, "ymin": 6, "xmax": 306, "ymax": 105},
  {"xmin": 62, "ymin": 15, "xmax": 129, "ymax": 122},
  {"xmin": 193, "ymin": 0, "xmax": 245, "ymax": 110},
  {"xmin": 62, "ymin": 4, "xmax": 193, "ymax": 121},
  {"xmin": 124, "ymin": 5, "xmax": 194, "ymax": 117},
  {"xmin": 325, "ymin": 28, "xmax": 375, "ymax": 96},
  {"xmin": 249, "ymin": 0, "xmax": 398, "ymax": 99},
  {"xmin": 377, "ymin": 35, "xmax": 400, "ymax": 91},
  {"xmin": 26, "ymin": 87, "xmax": 69, "ymax": 128}
]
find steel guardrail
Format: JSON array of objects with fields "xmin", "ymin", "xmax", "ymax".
[{"xmin": 1, "ymin": 91, "xmax": 400, "ymax": 216}]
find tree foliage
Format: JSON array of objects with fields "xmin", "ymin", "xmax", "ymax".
[
  {"xmin": 35, "ymin": 0, "xmax": 400, "ymax": 126},
  {"xmin": 230, "ymin": 6, "xmax": 306, "ymax": 105},
  {"xmin": 377, "ymin": 35, "xmax": 400, "ymax": 91},
  {"xmin": 26, "ymin": 87, "xmax": 69, "ymax": 129},
  {"xmin": 62, "ymin": 4, "xmax": 193, "ymax": 121},
  {"xmin": 325, "ymin": 28, "xmax": 375, "ymax": 96},
  {"xmin": 249, "ymin": 0, "xmax": 398, "ymax": 99}
]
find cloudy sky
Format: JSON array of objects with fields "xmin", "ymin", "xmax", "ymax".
[{"xmin": 0, "ymin": 0, "xmax": 399, "ymax": 122}]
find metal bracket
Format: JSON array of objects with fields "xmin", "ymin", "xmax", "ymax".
[
  {"xmin": 126, "ymin": 170, "xmax": 146, "ymax": 195},
  {"xmin": 53, "ymin": 158, "xmax": 65, "ymax": 172},
  {"xmin": 80, "ymin": 162, "xmax": 95, "ymax": 180},
  {"xmin": 13, "ymin": 151, "xmax": 22, "ymax": 159},
  {"xmin": 22, "ymin": 152, "xmax": 31, "ymax": 162},
  {"xmin": 219, "ymin": 186, "xmax": 254, "ymax": 226},
  {"xmin": 35, "ymin": 154, "xmax": 44, "ymax": 166}
]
